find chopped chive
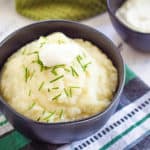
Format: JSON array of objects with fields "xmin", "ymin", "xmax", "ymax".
[
  {"xmin": 64, "ymin": 68, "xmax": 70, "ymax": 72},
  {"xmin": 32, "ymin": 54, "xmax": 51, "ymax": 72},
  {"xmin": 76, "ymin": 55, "xmax": 91, "ymax": 72},
  {"xmin": 36, "ymin": 117, "xmax": 41, "ymax": 121},
  {"xmin": 71, "ymin": 66, "xmax": 79, "ymax": 77},
  {"xmin": 40, "ymin": 42, "xmax": 46, "ymax": 48},
  {"xmin": 59, "ymin": 109, "xmax": 63, "ymax": 119},
  {"xmin": 64, "ymin": 88, "xmax": 69, "ymax": 97},
  {"xmin": 78, "ymin": 55, "xmax": 83, "ymax": 60},
  {"xmin": 27, "ymin": 51, "xmax": 38, "ymax": 55},
  {"xmin": 52, "ymin": 87, "xmax": 59, "ymax": 90},
  {"xmin": 52, "ymin": 93, "xmax": 61, "ymax": 101},
  {"xmin": 49, "ymin": 75, "xmax": 64, "ymax": 83},
  {"xmin": 53, "ymin": 64, "xmax": 66, "ymax": 69},
  {"xmin": 48, "ymin": 88, "xmax": 51, "ymax": 92},
  {"xmin": 69, "ymin": 86, "xmax": 80, "ymax": 97},
  {"xmin": 69, "ymin": 88, "xmax": 72, "ymax": 97},
  {"xmin": 28, "ymin": 102, "xmax": 36, "ymax": 110},
  {"xmin": 51, "ymin": 64, "xmax": 66, "ymax": 76},
  {"xmin": 39, "ymin": 37, "xmax": 48, "ymax": 48},
  {"xmin": 83, "ymin": 62, "xmax": 92, "ymax": 71},
  {"xmin": 22, "ymin": 49, "xmax": 26, "ymax": 55},
  {"xmin": 70, "ymin": 86, "xmax": 80, "ymax": 89},
  {"xmin": 37, "ymin": 55, "xmax": 44, "ymax": 71},
  {"xmin": 42, "ymin": 110, "xmax": 45, "ymax": 115},
  {"xmin": 32, "ymin": 53, "xmax": 45, "ymax": 72},
  {"xmin": 24, "ymin": 67, "xmax": 30, "ymax": 82},
  {"xmin": 28, "ymin": 90, "xmax": 32, "ymax": 96},
  {"xmin": 51, "ymin": 69, "xmax": 58, "ymax": 76},
  {"xmin": 43, "ymin": 111, "xmax": 55, "ymax": 121},
  {"xmin": 76, "ymin": 55, "xmax": 84, "ymax": 71},
  {"xmin": 30, "ymin": 70, "xmax": 35, "ymax": 80},
  {"xmin": 58, "ymin": 39, "xmax": 64, "ymax": 44},
  {"xmin": 38, "ymin": 81, "xmax": 45, "ymax": 91}
]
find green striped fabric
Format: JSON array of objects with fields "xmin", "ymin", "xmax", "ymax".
[
  {"xmin": 100, "ymin": 113, "xmax": 150, "ymax": 150},
  {"xmin": 0, "ymin": 66, "xmax": 136, "ymax": 150},
  {"xmin": 0, "ymin": 131, "xmax": 30, "ymax": 150}
]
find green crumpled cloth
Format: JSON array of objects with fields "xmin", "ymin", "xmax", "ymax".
[{"xmin": 15, "ymin": 0, "xmax": 106, "ymax": 21}]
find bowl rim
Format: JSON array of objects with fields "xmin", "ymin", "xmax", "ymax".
[
  {"xmin": 106, "ymin": 0, "xmax": 150, "ymax": 35},
  {"xmin": 0, "ymin": 20, "xmax": 125, "ymax": 126}
]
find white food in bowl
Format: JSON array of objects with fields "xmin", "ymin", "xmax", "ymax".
[
  {"xmin": 0, "ymin": 32, "xmax": 118, "ymax": 123},
  {"xmin": 116, "ymin": 0, "xmax": 150, "ymax": 33}
]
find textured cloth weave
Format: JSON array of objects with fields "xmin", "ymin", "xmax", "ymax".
[{"xmin": 15, "ymin": 0, "xmax": 106, "ymax": 20}]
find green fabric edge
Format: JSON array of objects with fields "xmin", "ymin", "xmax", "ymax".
[
  {"xmin": 0, "ymin": 131, "xmax": 30, "ymax": 150},
  {"xmin": 125, "ymin": 65, "xmax": 136, "ymax": 85},
  {"xmin": 99, "ymin": 113, "xmax": 150, "ymax": 150}
]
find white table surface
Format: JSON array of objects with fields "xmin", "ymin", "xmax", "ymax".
[{"xmin": 0, "ymin": 0, "xmax": 150, "ymax": 86}]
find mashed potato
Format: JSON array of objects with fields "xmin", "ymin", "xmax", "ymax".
[{"xmin": 0, "ymin": 32, "xmax": 118, "ymax": 123}]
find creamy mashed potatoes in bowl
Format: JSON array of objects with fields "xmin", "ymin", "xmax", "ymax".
[{"xmin": 0, "ymin": 21, "xmax": 125, "ymax": 144}]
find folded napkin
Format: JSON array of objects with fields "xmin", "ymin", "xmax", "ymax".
[{"xmin": 15, "ymin": 0, "xmax": 106, "ymax": 21}]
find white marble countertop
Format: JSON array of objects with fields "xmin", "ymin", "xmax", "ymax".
[{"xmin": 0, "ymin": 0, "xmax": 150, "ymax": 86}]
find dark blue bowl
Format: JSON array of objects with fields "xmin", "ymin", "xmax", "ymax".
[
  {"xmin": 107, "ymin": 0, "xmax": 150, "ymax": 52},
  {"xmin": 0, "ymin": 20, "xmax": 125, "ymax": 144}
]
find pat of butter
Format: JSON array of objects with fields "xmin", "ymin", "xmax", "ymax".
[{"xmin": 39, "ymin": 42, "xmax": 81, "ymax": 67}]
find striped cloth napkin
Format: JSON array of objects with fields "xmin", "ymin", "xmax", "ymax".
[{"xmin": 0, "ymin": 66, "xmax": 149, "ymax": 150}]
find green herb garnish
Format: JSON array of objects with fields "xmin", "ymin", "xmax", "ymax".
[
  {"xmin": 30, "ymin": 70, "xmax": 35, "ymax": 80},
  {"xmin": 32, "ymin": 52, "xmax": 46, "ymax": 71},
  {"xmin": 43, "ymin": 111, "xmax": 55, "ymax": 122},
  {"xmin": 28, "ymin": 90, "xmax": 32, "ymax": 96},
  {"xmin": 70, "ymin": 86, "xmax": 80, "ymax": 89},
  {"xmin": 37, "ymin": 55, "xmax": 45, "ymax": 71},
  {"xmin": 52, "ymin": 93, "xmax": 61, "ymax": 101},
  {"xmin": 26, "ymin": 51, "xmax": 38, "ymax": 55},
  {"xmin": 24, "ymin": 67, "xmax": 30, "ymax": 82},
  {"xmin": 49, "ymin": 75, "xmax": 64, "ymax": 83},
  {"xmin": 59, "ymin": 109, "xmax": 63, "ymax": 119},
  {"xmin": 42, "ymin": 110, "xmax": 45, "ymax": 115},
  {"xmin": 52, "ymin": 87, "xmax": 59, "ymax": 90},
  {"xmin": 36, "ymin": 117, "xmax": 41, "ymax": 121},
  {"xmin": 69, "ymin": 86, "xmax": 80, "ymax": 97},
  {"xmin": 76, "ymin": 55, "xmax": 84, "ymax": 71},
  {"xmin": 76, "ymin": 55, "xmax": 91, "ymax": 71},
  {"xmin": 28, "ymin": 102, "xmax": 36, "ymax": 110},
  {"xmin": 69, "ymin": 88, "xmax": 72, "ymax": 97},
  {"xmin": 64, "ymin": 88, "xmax": 69, "ymax": 97},
  {"xmin": 22, "ymin": 48, "xmax": 27, "ymax": 55},
  {"xmin": 40, "ymin": 42, "xmax": 46, "ymax": 48},
  {"xmin": 51, "ymin": 64, "xmax": 66, "ymax": 76},
  {"xmin": 51, "ymin": 69, "xmax": 57, "ymax": 76},
  {"xmin": 64, "ymin": 68, "xmax": 70, "ymax": 72},
  {"xmin": 48, "ymin": 88, "xmax": 51, "ymax": 92},
  {"xmin": 39, "ymin": 37, "xmax": 48, "ymax": 48},
  {"xmin": 58, "ymin": 39, "xmax": 64, "ymax": 44},
  {"xmin": 64, "ymin": 86, "xmax": 80, "ymax": 97},
  {"xmin": 71, "ymin": 66, "xmax": 79, "ymax": 77},
  {"xmin": 83, "ymin": 62, "xmax": 92, "ymax": 71},
  {"xmin": 38, "ymin": 81, "xmax": 45, "ymax": 91}
]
